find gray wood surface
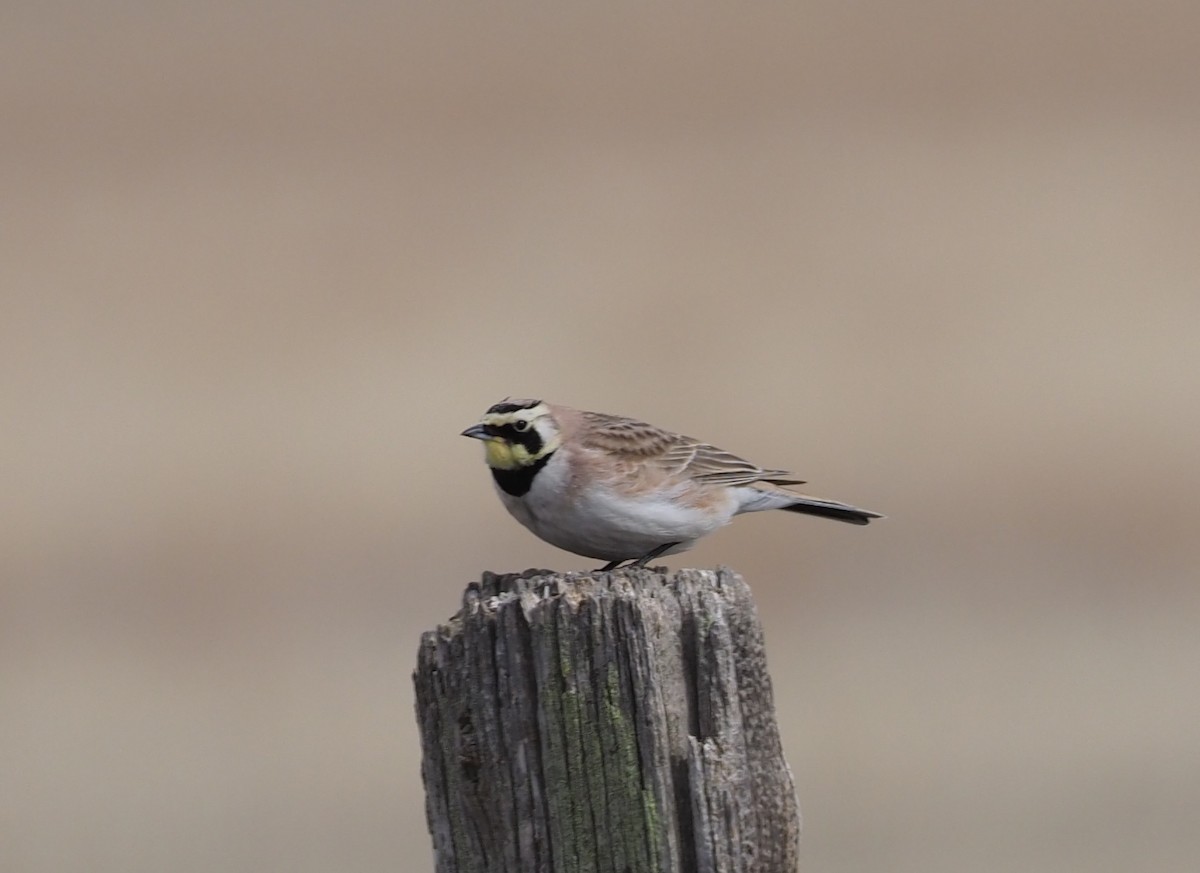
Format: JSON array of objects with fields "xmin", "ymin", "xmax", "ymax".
[{"xmin": 414, "ymin": 567, "xmax": 800, "ymax": 873}]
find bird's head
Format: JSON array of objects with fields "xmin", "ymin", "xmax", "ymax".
[{"xmin": 461, "ymin": 398, "xmax": 562, "ymax": 470}]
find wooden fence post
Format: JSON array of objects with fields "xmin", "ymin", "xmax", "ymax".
[{"xmin": 413, "ymin": 567, "xmax": 801, "ymax": 873}]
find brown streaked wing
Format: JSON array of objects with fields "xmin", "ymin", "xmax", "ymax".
[
  {"xmin": 679, "ymin": 443, "xmax": 806, "ymax": 486},
  {"xmin": 578, "ymin": 411, "xmax": 681, "ymax": 458},
  {"xmin": 578, "ymin": 411, "xmax": 805, "ymax": 486}
]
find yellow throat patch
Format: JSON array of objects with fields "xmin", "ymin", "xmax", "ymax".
[{"xmin": 483, "ymin": 437, "xmax": 533, "ymax": 471}]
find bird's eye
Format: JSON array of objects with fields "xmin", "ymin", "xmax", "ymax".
[{"xmin": 512, "ymin": 419, "xmax": 530, "ymax": 432}]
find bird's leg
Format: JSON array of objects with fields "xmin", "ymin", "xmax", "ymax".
[
  {"xmin": 628, "ymin": 542, "xmax": 679, "ymax": 568},
  {"xmin": 597, "ymin": 543, "xmax": 679, "ymax": 572}
]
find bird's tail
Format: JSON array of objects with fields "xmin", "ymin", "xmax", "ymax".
[{"xmin": 780, "ymin": 495, "xmax": 883, "ymax": 525}]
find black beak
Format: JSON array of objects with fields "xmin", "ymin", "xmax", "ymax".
[{"xmin": 461, "ymin": 424, "xmax": 492, "ymax": 440}]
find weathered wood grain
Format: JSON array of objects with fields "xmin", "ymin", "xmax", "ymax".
[{"xmin": 414, "ymin": 567, "xmax": 800, "ymax": 873}]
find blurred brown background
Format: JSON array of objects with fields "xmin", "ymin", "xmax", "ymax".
[{"xmin": 4, "ymin": 3, "xmax": 1199, "ymax": 871}]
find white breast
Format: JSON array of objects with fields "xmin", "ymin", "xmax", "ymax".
[{"xmin": 494, "ymin": 452, "xmax": 737, "ymax": 562}]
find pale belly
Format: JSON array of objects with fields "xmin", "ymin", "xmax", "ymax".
[{"xmin": 498, "ymin": 479, "xmax": 737, "ymax": 562}]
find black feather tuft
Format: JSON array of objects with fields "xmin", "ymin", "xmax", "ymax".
[{"xmin": 486, "ymin": 398, "xmax": 542, "ymax": 415}]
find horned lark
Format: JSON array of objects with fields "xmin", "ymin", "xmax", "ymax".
[{"xmin": 462, "ymin": 399, "xmax": 882, "ymax": 570}]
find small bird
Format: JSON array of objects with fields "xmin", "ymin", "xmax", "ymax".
[{"xmin": 462, "ymin": 398, "xmax": 882, "ymax": 570}]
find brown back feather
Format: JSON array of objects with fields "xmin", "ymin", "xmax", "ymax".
[{"xmin": 577, "ymin": 411, "xmax": 805, "ymax": 487}]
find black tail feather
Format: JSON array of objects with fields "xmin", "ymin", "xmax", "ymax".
[{"xmin": 781, "ymin": 498, "xmax": 883, "ymax": 526}]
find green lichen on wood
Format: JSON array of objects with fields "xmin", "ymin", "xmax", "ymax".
[
  {"xmin": 560, "ymin": 685, "xmax": 591, "ymax": 873},
  {"xmin": 557, "ymin": 603, "xmax": 593, "ymax": 873},
  {"xmin": 573, "ymin": 631, "xmax": 607, "ymax": 873},
  {"xmin": 604, "ymin": 661, "xmax": 662, "ymax": 873},
  {"xmin": 549, "ymin": 592, "xmax": 663, "ymax": 873},
  {"xmin": 537, "ymin": 609, "xmax": 578, "ymax": 873}
]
